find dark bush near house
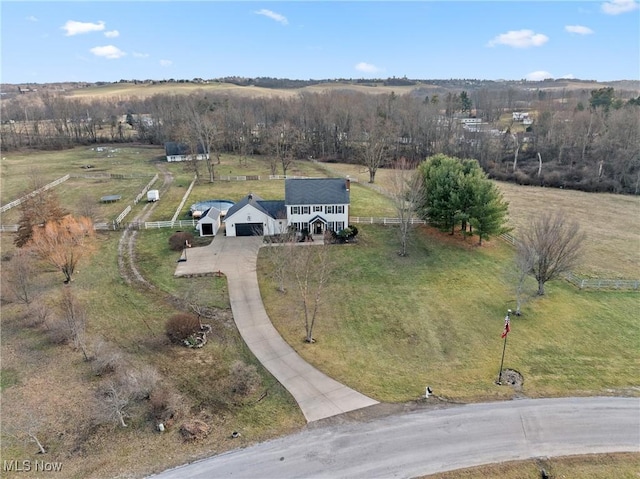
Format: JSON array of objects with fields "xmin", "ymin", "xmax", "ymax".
[
  {"xmin": 332, "ymin": 225, "xmax": 359, "ymax": 244},
  {"xmin": 168, "ymin": 231, "xmax": 194, "ymax": 252},
  {"xmin": 165, "ymin": 313, "xmax": 201, "ymax": 344}
]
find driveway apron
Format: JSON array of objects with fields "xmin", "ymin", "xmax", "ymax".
[{"xmin": 175, "ymin": 235, "xmax": 378, "ymax": 422}]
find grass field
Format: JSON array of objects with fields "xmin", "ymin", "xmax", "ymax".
[
  {"xmin": 259, "ymin": 224, "xmax": 639, "ymax": 402},
  {"xmin": 322, "ymin": 162, "xmax": 640, "ymax": 278},
  {"xmin": 1, "ymin": 146, "xmax": 639, "ymax": 478},
  {"xmin": 66, "ymin": 81, "xmax": 424, "ymax": 101}
]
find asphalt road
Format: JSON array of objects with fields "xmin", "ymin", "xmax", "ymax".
[{"xmin": 150, "ymin": 396, "xmax": 639, "ymax": 479}]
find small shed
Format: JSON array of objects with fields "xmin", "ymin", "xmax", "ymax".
[
  {"xmin": 147, "ymin": 190, "xmax": 160, "ymax": 202},
  {"xmin": 100, "ymin": 194, "xmax": 122, "ymax": 203},
  {"xmin": 196, "ymin": 207, "xmax": 222, "ymax": 236}
]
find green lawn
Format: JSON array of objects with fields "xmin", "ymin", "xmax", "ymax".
[
  {"xmin": 258, "ymin": 224, "xmax": 640, "ymax": 402},
  {"xmin": 1, "ymin": 147, "xmax": 638, "ymax": 477}
]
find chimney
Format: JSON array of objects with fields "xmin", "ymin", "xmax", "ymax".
[{"xmin": 345, "ymin": 177, "xmax": 350, "ymax": 191}]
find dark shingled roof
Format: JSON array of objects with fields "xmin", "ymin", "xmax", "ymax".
[
  {"xmin": 257, "ymin": 200, "xmax": 286, "ymax": 219},
  {"xmin": 164, "ymin": 141, "xmax": 206, "ymax": 156},
  {"xmin": 225, "ymin": 193, "xmax": 265, "ymax": 219},
  {"xmin": 285, "ymin": 178, "xmax": 350, "ymax": 205}
]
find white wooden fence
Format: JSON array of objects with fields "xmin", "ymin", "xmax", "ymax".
[
  {"xmin": 350, "ymin": 217, "xmax": 426, "ymax": 225},
  {"xmin": 134, "ymin": 174, "xmax": 159, "ymax": 205},
  {"xmin": 0, "ymin": 174, "xmax": 70, "ymax": 213},
  {"xmin": 114, "ymin": 205, "xmax": 131, "ymax": 225},
  {"xmin": 563, "ymin": 272, "xmax": 639, "ymax": 291},
  {"xmin": 139, "ymin": 220, "xmax": 198, "ymax": 229}
]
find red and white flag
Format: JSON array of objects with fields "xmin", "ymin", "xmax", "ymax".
[{"xmin": 501, "ymin": 315, "xmax": 511, "ymax": 338}]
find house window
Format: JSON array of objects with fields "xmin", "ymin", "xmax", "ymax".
[
  {"xmin": 302, "ymin": 206, "xmax": 310, "ymax": 214},
  {"xmin": 313, "ymin": 206, "xmax": 322, "ymax": 212},
  {"xmin": 291, "ymin": 206, "xmax": 300, "ymax": 214},
  {"xmin": 336, "ymin": 205, "xmax": 344, "ymax": 214},
  {"xmin": 325, "ymin": 205, "xmax": 335, "ymax": 214},
  {"xmin": 328, "ymin": 222, "xmax": 335, "ymax": 231},
  {"xmin": 336, "ymin": 222, "xmax": 345, "ymax": 231}
]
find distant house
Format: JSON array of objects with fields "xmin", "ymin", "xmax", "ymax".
[
  {"xmin": 164, "ymin": 141, "xmax": 209, "ymax": 162},
  {"xmin": 512, "ymin": 112, "xmax": 530, "ymax": 121}
]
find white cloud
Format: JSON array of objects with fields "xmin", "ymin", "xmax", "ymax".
[
  {"xmin": 565, "ymin": 25, "xmax": 594, "ymax": 35},
  {"xmin": 133, "ymin": 52, "xmax": 149, "ymax": 58},
  {"xmin": 26, "ymin": 16, "xmax": 38, "ymax": 22},
  {"xmin": 160, "ymin": 59, "xmax": 172, "ymax": 67},
  {"xmin": 104, "ymin": 30, "xmax": 120, "ymax": 38},
  {"xmin": 601, "ymin": 0, "xmax": 639, "ymax": 14},
  {"xmin": 62, "ymin": 20, "xmax": 106, "ymax": 36},
  {"xmin": 89, "ymin": 45, "xmax": 126, "ymax": 59},
  {"xmin": 559, "ymin": 73, "xmax": 576, "ymax": 79},
  {"xmin": 526, "ymin": 71, "xmax": 553, "ymax": 81},
  {"xmin": 355, "ymin": 62, "xmax": 381, "ymax": 73},
  {"xmin": 254, "ymin": 9, "xmax": 288, "ymax": 25},
  {"xmin": 488, "ymin": 29, "xmax": 549, "ymax": 48}
]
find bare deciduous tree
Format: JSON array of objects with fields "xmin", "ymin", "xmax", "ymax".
[
  {"xmin": 389, "ymin": 158, "xmax": 424, "ymax": 256},
  {"xmin": 289, "ymin": 243, "xmax": 333, "ymax": 343},
  {"xmin": 96, "ymin": 380, "xmax": 131, "ymax": 428},
  {"xmin": 28, "ymin": 215, "xmax": 95, "ymax": 284},
  {"xmin": 262, "ymin": 227, "xmax": 297, "ymax": 292},
  {"xmin": 517, "ymin": 210, "xmax": 586, "ymax": 295},
  {"xmin": 95, "ymin": 365, "xmax": 160, "ymax": 427},
  {"xmin": 14, "ymin": 173, "xmax": 67, "ymax": 248},
  {"xmin": 4, "ymin": 249, "xmax": 38, "ymax": 304},
  {"xmin": 5, "ymin": 410, "xmax": 47, "ymax": 454},
  {"xmin": 57, "ymin": 286, "xmax": 89, "ymax": 360},
  {"xmin": 505, "ymin": 248, "xmax": 536, "ymax": 315}
]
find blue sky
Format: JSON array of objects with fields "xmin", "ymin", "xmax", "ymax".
[{"xmin": 1, "ymin": 1, "xmax": 639, "ymax": 84}]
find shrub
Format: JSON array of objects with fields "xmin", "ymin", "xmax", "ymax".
[
  {"xmin": 168, "ymin": 231, "xmax": 194, "ymax": 252},
  {"xmin": 165, "ymin": 313, "xmax": 201, "ymax": 344},
  {"xmin": 45, "ymin": 317, "xmax": 72, "ymax": 345},
  {"xmin": 149, "ymin": 387, "xmax": 183, "ymax": 422},
  {"xmin": 91, "ymin": 338, "xmax": 123, "ymax": 376},
  {"xmin": 229, "ymin": 360, "xmax": 261, "ymax": 396}
]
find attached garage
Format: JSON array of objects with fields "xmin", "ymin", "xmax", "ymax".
[
  {"xmin": 235, "ymin": 223, "xmax": 263, "ymax": 236},
  {"xmin": 224, "ymin": 193, "xmax": 287, "ymax": 237}
]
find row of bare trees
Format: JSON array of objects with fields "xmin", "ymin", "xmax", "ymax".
[{"xmin": 1, "ymin": 85, "xmax": 638, "ymax": 192}]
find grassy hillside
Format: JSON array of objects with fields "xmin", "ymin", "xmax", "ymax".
[{"xmin": 1, "ymin": 147, "xmax": 638, "ymax": 478}]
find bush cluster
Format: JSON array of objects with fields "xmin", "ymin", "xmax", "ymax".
[
  {"xmin": 165, "ymin": 313, "xmax": 201, "ymax": 344},
  {"xmin": 168, "ymin": 232, "xmax": 194, "ymax": 252}
]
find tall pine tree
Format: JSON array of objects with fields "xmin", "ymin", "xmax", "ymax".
[{"xmin": 418, "ymin": 154, "xmax": 510, "ymax": 244}]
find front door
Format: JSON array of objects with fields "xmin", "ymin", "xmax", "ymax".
[{"xmin": 313, "ymin": 221, "xmax": 323, "ymax": 235}]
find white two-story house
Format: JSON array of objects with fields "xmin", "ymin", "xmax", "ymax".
[
  {"xmin": 223, "ymin": 178, "xmax": 351, "ymax": 237},
  {"xmin": 285, "ymin": 178, "xmax": 350, "ymax": 236}
]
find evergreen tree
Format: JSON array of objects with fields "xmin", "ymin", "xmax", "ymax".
[
  {"xmin": 418, "ymin": 154, "xmax": 510, "ymax": 244},
  {"xmin": 469, "ymin": 179, "xmax": 510, "ymax": 245},
  {"xmin": 418, "ymin": 154, "xmax": 462, "ymax": 234},
  {"xmin": 460, "ymin": 91, "xmax": 472, "ymax": 114}
]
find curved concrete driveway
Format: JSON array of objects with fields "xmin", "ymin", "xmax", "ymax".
[
  {"xmin": 151, "ymin": 396, "xmax": 640, "ymax": 478},
  {"xmin": 175, "ymin": 235, "xmax": 378, "ymax": 422}
]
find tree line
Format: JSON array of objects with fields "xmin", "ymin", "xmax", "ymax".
[{"xmin": 1, "ymin": 84, "xmax": 638, "ymax": 193}]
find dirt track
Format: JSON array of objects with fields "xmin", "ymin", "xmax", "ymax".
[{"xmin": 117, "ymin": 162, "xmax": 173, "ymax": 286}]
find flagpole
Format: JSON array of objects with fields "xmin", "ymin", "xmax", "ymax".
[
  {"xmin": 496, "ymin": 333, "xmax": 508, "ymax": 385},
  {"xmin": 496, "ymin": 309, "xmax": 511, "ymax": 385}
]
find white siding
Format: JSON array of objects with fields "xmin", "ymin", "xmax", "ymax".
[{"xmin": 224, "ymin": 204, "xmax": 286, "ymax": 237}]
